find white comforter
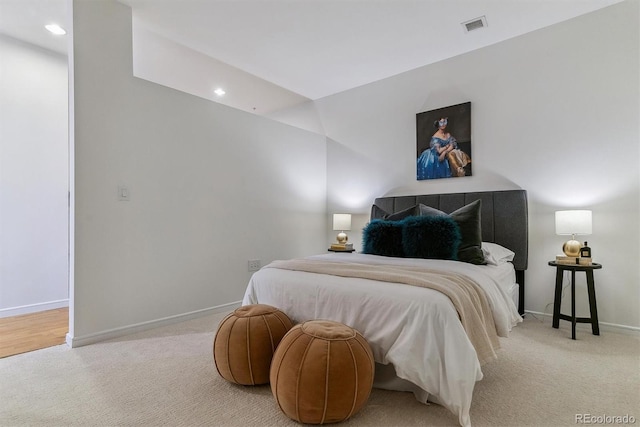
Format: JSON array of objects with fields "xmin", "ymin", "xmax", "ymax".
[{"xmin": 242, "ymin": 253, "xmax": 522, "ymax": 427}]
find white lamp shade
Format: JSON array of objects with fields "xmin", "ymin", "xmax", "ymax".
[
  {"xmin": 555, "ymin": 210, "xmax": 592, "ymax": 235},
  {"xmin": 333, "ymin": 214, "xmax": 352, "ymax": 231}
]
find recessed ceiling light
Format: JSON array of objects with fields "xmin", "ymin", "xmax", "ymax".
[
  {"xmin": 214, "ymin": 88, "xmax": 226, "ymax": 96},
  {"xmin": 45, "ymin": 24, "xmax": 66, "ymax": 35}
]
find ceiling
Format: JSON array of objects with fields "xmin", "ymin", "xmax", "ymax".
[
  {"xmin": 0, "ymin": 0, "xmax": 623, "ymax": 112},
  {"xmin": 0, "ymin": 0, "xmax": 68, "ymax": 54}
]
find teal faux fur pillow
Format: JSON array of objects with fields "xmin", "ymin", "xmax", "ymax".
[
  {"xmin": 401, "ymin": 216, "xmax": 461, "ymax": 260},
  {"xmin": 362, "ymin": 219, "xmax": 404, "ymax": 257},
  {"xmin": 362, "ymin": 215, "xmax": 461, "ymax": 259}
]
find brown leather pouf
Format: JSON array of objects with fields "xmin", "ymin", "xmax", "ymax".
[
  {"xmin": 270, "ymin": 320, "xmax": 375, "ymax": 424},
  {"xmin": 214, "ymin": 304, "xmax": 293, "ymax": 385}
]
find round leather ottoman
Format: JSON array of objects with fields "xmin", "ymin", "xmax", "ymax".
[
  {"xmin": 214, "ymin": 304, "xmax": 293, "ymax": 385},
  {"xmin": 270, "ymin": 320, "xmax": 375, "ymax": 424}
]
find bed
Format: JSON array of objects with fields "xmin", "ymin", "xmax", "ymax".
[{"xmin": 242, "ymin": 190, "xmax": 528, "ymax": 427}]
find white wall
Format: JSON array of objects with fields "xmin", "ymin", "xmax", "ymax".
[
  {"xmin": 308, "ymin": 1, "xmax": 638, "ymax": 328},
  {"xmin": 0, "ymin": 35, "xmax": 69, "ymax": 317},
  {"xmin": 69, "ymin": 0, "xmax": 327, "ymax": 343}
]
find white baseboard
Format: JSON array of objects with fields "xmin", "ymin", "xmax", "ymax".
[
  {"xmin": 525, "ymin": 310, "xmax": 640, "ymax": 336},
  {"xmin": 66, "ymin": 300, "xmax": 241, "ymax": 348},
  {"xmin": 0, "ymin": 299, "xmax": 69, "ymax": 319}
]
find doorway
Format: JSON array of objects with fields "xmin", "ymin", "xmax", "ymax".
[{"xmin": 0, "ymin": 24, "xmax": 70, "ymax": 351}]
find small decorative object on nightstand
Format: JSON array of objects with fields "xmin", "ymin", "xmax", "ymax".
[
  {"xmin": 548, "ymin": 261, "xmax": 602, "ymax": 340},
  {"xmin": 329, "ymin": 242, "xmax": 354, "ymax": 252}
]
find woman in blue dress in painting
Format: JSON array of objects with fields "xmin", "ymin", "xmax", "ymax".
[{"xmin": 417, "ymin": 117, "xmax": 456, "ymax": 180}]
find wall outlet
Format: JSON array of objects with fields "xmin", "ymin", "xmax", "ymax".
[{"xmin": 248, "ymin": 259, "xmax": 261, "ymax": 272}]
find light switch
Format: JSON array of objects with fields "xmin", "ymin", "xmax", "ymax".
[{"xmin": 118, "ymin": 185, "xmax": 130, "ymax": 201}]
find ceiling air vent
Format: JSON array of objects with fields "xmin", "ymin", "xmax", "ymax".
[{"xmin": 462, "ymin": 16, "xmax": 487, "ymax": 33}]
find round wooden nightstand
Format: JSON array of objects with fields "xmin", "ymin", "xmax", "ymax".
[{"xmin": 548, "ymin": 261, "xmax": 602, "ymax": 340}]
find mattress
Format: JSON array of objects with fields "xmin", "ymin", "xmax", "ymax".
[{"xmin": 242, "ymin": 253, "xmax": 522, "ymax": 426}]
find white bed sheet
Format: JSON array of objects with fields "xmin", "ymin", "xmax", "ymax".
[
  {"xmin": 242, "ymin": 253, "xmax": 522, "ymax": 427},
  {"xmin": 482, "ymin": 261, "xmax": 519, "ymax": 309}
]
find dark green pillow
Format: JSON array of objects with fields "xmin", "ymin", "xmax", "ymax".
[
  {"xmin": 419, "ymin": 199, "xmax": 486, "ymax": 265},
  {"xmin": 371, "ymin": 204, "xmax": 390, "ymax": 220},
  {"xmin": 372, "ymin": 203, "xmax": 432, "ymax": 221},
  {"xmin": 362, "ymin": 219, "xmax": 404, "ymax": 257},
  {"xmin": 401, "ymin": 216, "xmax": 461, "ymax": 260}
]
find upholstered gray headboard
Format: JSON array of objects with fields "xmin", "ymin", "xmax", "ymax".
[{"xmin": 372, "ymin": 189, "xmax": 528, "ymax": 314}]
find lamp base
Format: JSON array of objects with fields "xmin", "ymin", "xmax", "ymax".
[
  {"xmin": 336, "ymin": 232, "xmax": 348, "ymax": 244},
  {"xmin": 562, "ymin": 239, "xmax": 582, "ymax": 257}
]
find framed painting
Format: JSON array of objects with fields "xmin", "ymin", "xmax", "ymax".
[{"xmin": 416, "ymin": 102, "xmax": 472, "ymax": 180}]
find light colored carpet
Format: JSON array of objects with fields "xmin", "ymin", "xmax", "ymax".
[{"xmin": 0, "ymin": 312, "xmax": 638, "ymax": 426}]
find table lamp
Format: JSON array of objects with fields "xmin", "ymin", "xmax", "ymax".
[
  {"xmin": 333, "ymin": 214, "xmax": 352, "ymax": 244},
  {"xmin": 555, "ymin": 210, "xmax": 592, "ymax": 257}
]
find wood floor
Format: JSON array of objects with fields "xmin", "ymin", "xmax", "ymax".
[{"xmin": 0, "ymin": 307, "xmax": 69, "ymax": 358}]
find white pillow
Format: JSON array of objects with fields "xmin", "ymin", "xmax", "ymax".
[{"xmin": 482, "ymin": 242, "xmax": 515, "ymax": 265}]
